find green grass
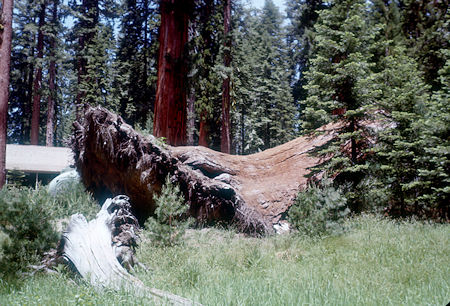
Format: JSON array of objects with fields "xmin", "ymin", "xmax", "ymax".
[{"xmin": 1, "ymin": 215, "xmax": 449, "ymax": 305}]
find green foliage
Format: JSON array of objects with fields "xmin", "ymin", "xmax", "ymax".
[
  {"xmin": 0, "ymin": 187, "xmax": 58, "ymax": 274},
  {"xmin": 412, "ymin": 53, "xmax": 450, "ymax": 215},
  {"xmin": 143, "ymin": 176, "xmax": 191, "ymax": 247},
  {"xmin": 288, "ymin": 179, "xmax": 350, "ymax": 236},
  {"xmin": 232, "ymin": 2, "xmax": 296, "ymax": 154},
  {"xmin": 2, "ymin": 217, "xmax": 448, "ymax": 305},
  {"xmin": 46, "ymin": 182, "xmax": 99, "ymax": 221},
  {"xmin": 0, "ymin": 179, "xmax": 98, "ymax": 275}
]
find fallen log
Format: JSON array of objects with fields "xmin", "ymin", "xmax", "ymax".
[
  {"xmin": 58, "ymin": 195, "xmax": 197, "ymax": 305},
  {"xmin": 71, "ymin": 106, "xmax": 337, "ymax": 234}
]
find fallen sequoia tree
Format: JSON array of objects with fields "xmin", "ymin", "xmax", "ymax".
[{"xmin": 71, "ymin": 105, "xmax": 338, "ymax": 234}]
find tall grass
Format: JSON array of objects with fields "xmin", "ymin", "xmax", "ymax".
[{"xmin": 1, "ymin": 215, "xmax": 447, "ymax": 305}]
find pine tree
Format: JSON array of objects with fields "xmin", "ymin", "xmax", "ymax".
[
  {"xmin": 286, "ymin": 0, "xmax": 326, "ymax": 105},
  {"xmin": 301, "ymin": 0, "xmax": 377, "ymax": 209},
  {"xmin": 188, "ymin": 0, "xmax": 223, "ymax": 149},
  {"xmin": 114, "ymin": 0, "xmax": 158, "ymax": 128},
  {"xmin": 144, "ymin": 176, "xmax": 190, "ymax": 247},
  {"xmin": 30, "ymin": 0, "xmax": 46, "ymax": 145},
  {"xmin": 401, "ymin": 0, "xmax": 449, "ymax": 91},
  {"xmin": 374, "ymin": 45, "xmax": 430, "ymax": 215},
  {"xmin": 8, "ymin": 0, "xmax": 36, "ymax": 143},
  {"xmin": 413, "ymin": 50, "xmax": 449, "ymax": 217},
  {"xmin": 221, "ymin": 0, "xmax": 232, "ymax": 153},
  {"xmin": 45, "ymin": 0, "xmax": 59, "ymax": 146},
  {"xmin": 233, "ymin": 1, "xmax": 295, "ymax": 154}
]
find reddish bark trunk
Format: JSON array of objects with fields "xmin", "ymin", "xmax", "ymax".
[
  {"xmin": 46, "ymin": 0, "xmax": 58, "ymax": 146},
  {"xmin": 221, "ymin": 0, "xmax": 231, "ymax": 153},
  {"xmin": 198, "ymin": 111, "xmax": 209, "ymax": 147},
  {"xmin": 31, "ymin": 3, "xmax": 46, "ymax": 145},
  {"xmin": 0, "ymin": 0, "xmax": 14, "ymax": 187},
  {"xmin": 153, "ymin": 0, "xmax": 192, "ymax": 146},
  {"xmin": 72, "ymin": 106, "xmax": 340, "ymax": 234}
]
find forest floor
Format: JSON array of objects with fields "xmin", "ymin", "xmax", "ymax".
[{"xmin": 0, "ymin": 214, "xmax": 448, "ymax": 305}]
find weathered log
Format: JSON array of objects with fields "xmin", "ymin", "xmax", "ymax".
[
  {"xmin": 72, "ymin": 106, "xmax": 337, "ymax": 234},
  {"xmin": 58, "ymin": 195, "xmax": 197, "ymax": 305}
]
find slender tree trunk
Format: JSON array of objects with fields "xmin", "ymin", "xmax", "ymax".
[
  {"xmin": 31, "ymin": 2, "xmax": 46, "ymax": 145},
  {"xmin": 0, "ymin": 0, "xmax": 14, "ymax": 187},
  {"xmin": 187, "ymin": 89, "xmax": 195, "ymax": 145},
  {"xmin": 240, "ymin": 105, "xmax": 245, "ymax": 154},
  {"xmin": 220, "ymin": 0, "xmax": 231, "ymax": 153},
  {"xmin": 153, "ymin": 0, "xmax": 192, "ymax": 146},
  {"xmin": 46, "ymin": 0, "xmax": 58, "ymax": 146},
  {"xmin": 198, "ymin": 111, "xmax": 209, "ymax": 147},
  {"xmin": 25, "ymin": 47, "xmax": 34, "ymax": 141}
]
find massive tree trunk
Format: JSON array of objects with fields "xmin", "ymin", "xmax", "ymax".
[
  {"xmin": 220, "ymin": 0, "xmax": 231, "ymax": 154},
  {"xmin": 30, "ymin": 2, "xmax": 46, "ymax": 145},
  {"xmin": 0, "ymin": 0, "xmax": 14, "ymax": 187},
  {"xmin": 153, "ymin": 0, "xmax": 192, "ymax": 146},
  {"xmin": 46, "ymin": 0, "xmax": 58, "ymax": 147},
  {"xmin": 72, "ymin": 106, "xmax": 336, "ymax": 234}
]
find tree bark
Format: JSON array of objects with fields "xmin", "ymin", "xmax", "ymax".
[
  {"xmin": 221, "ymin": 0, "xmax": 231, "ymax": 154},
  {"xmin": 0, "ymin": 0, "xmax": 14, "ymax": 187},
  {"xmin": 31, "ymin": 2, "xmax": 46, "ymax": 145},
  {"xmin": 46, "ymin": 0, "xmax": 58, "ymax": 147},
  {"xmin": 72, "ymin": 106, "xmax": 337, "ymax": 234},
  {"xmin": 153, "ymin": 0, "xmax": 192, "ymax": 146},
  {"xmin": 57, "ymin": 195, "xmax": 197, "ymax": 305}
]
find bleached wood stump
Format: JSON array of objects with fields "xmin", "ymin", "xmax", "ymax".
[{"xmin": 58, "ymin": 195, "xmax": 198, "ymax": 305}]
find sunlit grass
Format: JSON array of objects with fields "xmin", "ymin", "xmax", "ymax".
[{"xmin": 1, "ymin": 215, "xmax": 448, "ymax": 305}]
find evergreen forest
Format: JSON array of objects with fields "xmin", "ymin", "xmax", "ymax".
[{"xmin": 3, "ymin": 0, "xmax": 450, "ymax": 218}]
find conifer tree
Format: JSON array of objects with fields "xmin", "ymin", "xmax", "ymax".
[
  {"xmin": 233, "ymin": 1, "xmax": 295, "ymax": 154},
  {"xmin": 413, "ymin": 50, "xmax": 449, "ymax": 216},
  {"xmin": 115, "ymin": 0, "xmax": 158, "ymax": 128},
  {"xmin": 302, "ymin": 0, "xmax": 377, "ymax": 209},
  {"xmin": 286, "ymin": 0, "xmax": 326, "ymax": 104},
  {"xmin": 30, "ymin": 0, "xmax": 46, "ymax": 145},
  {"xmin": 45, "ymin": 0, "xmax": 59, "ymax": 146},
  {"xmin": 8, "ymin": 0, "xmax": 36, "ymax": 143},
  {"xmin": 188, "ymin": 0, "xmax": 223, "ymax": 149},
  {"xmin": 401, "ymin": 0, "xmax": 449, "ymax": 91},
  {"xmin": 374, "ymin": 46, "xmax": 430, "ymax": 215}
]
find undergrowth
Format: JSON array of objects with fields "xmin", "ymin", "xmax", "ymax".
[
  {"xmin": 0, "ymin": 183, "xmax": 98, "ymax": 275},
  {"xmin": 1, "ymin": 215, "xmax": 447, "ymax": 305}
]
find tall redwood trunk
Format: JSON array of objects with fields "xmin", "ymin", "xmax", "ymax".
[
  {"xmin": 220, "ymin": 0, "xmax": 231, "ymax": 153},
  {"xmin": 0, "ymin": 0, "xmax": 14, "ymax": 187},
  {"xmin": 46, "ymin": 0, "xmax": 58, "ymax": 146},
  {"xmin": 31, "ymin": 2, "xmax": 46, "ymax": 145},
  {"xmin": 153, "ymin": 0, "xmax": 192, "ymax": 146}
]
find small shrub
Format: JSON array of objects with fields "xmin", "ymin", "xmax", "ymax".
[
  {"xmin": 0, "ymin": 187, "xmax": 58, "ymax": 274},
  {"xmin": 288, "ymin": 179, "xmax": 350, "ymax": 237},
  {"xmin": 144, "ymin": 176, "xmax": 192, "ymax": 247}
]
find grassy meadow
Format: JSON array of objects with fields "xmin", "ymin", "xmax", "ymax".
[{"xmin": 1, "ymin": 214, "xmax": 448, "ymax": 305}]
